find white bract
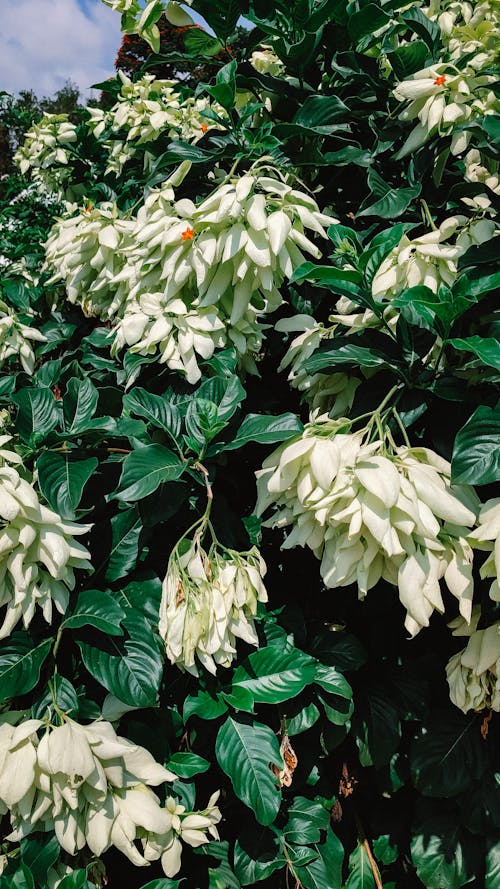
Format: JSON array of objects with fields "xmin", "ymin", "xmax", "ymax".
[
  {"xmin": 468, "ymin": 498, "xmax": 500, "ymax": 602},
  {"xmin": 393, "ymin": 63, "xmax": 498, "ymax": 156},
  {"xmin": 446, "ymin": 622, "xmax": 500, "ymax": 712},
  {"xmin": 142, "ymin": 791, "xmax": 221, "ymax": 877},
  {"xmin": 250, "ymin": 46, "xmax": 284, "ymax": 76},
  {"xmin": 159, "ymin": 531, "xmax": 268, "ymax": 675},
  {"xmin": 14, "ymin": 114, "xmax": 77, "ymax": 195},
  {"xmin": 0, "ymin": 299, "xmax": 46, "ymax": 374},
  {"xmin": 0, "ymin": 438, "xmax": 92, "ymax": 639},
  {"xmin": 256, "ymin": 421, "xmax": 479, "ymax": 635}
]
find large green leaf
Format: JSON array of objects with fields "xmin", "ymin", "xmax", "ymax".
[
  {"xmin": 0, "ymin": 635, "xmax": 52, "ymax": 701},
  {"xmin": 12, "ymin": 388, "xmax": 59, "ymax": 442},
  {"xmin": 234, "ymin": 840, "xmax": 284, "ymax": 885},
  {"xmin": 123, "ymin": 388, "xmax": 182, "ymax": 438},
  {"xmin": 167, "ymin": 752, "xmax": 210, "ymax": 778},
  {"xmin": 215, "ymin": 716, "xmax": 282, "ymax": 825},
  {"xmin": 114, "ymin": 444, "xmax": 185, "ymax": 501},
  {"xmin": 77, "ymin": 616, "xmax": 163, "ymax": 707},
  {"xmin": 106, "ymin": 506, "xmax": 143, "ymax": 582},
  {"xmin": 411, "ymin": 816, "xmax": 475, "ymax": 889},
  {"xmin": 61, "ymin": 589, "xmax": 126, "ymax": 636},
  {"xmin": 410, "ymin": 710, "xmax": 487, "ymax": 797},
  {"xmin": 294, "ymin": 828, "xmax": 344, "ymax": 889},
  {"xmin": 37, "ymin": 452, "xmax": 97, "ymax": 520},
  {"xmin": 292, "ymin": 95, "xmax": 350, "ymax": 134},
  {"xmin": 284, "ymin": 797, "xmax": 330, "ymax": 845},
  {"xmin": 63, "ymin": 377, "xmax": 98, "ymax": 433},
  {"xmin": 20, "ymin": 836, "xmax": 60, "ymax": 886},
  {"xmin": 348, "ymin": 4, "xmax": 391, "ymax": 41},
  {"xmin": 344, "ymin": 842, "xmax": 378, "ymax": 889},
  {"xmin": 358, "ymin": 169, "xmax": 421, "ymax": 219},
  {"xmin": 214, "ymin": 413, "xmax": 303, "ymax": 453},
  {"xmin": 451, "ymin": 404, "xmax": 500, "ymax": 485},
  {"xmin": 448, "ymin": 336, "xmax": 500, "ymax": 371},
  {"xmin": 229, "ymin": 645, "xmax": 317, "ymax": 706}
]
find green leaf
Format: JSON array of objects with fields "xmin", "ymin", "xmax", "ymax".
[
  {"xmin": 77, "ymin": 616, "xmax": 163, "ymax": 708},
  {"xmin": 234, "ymin": 840, "xmax": 284, "ymax": 885},
  {"xmin": 314, "ymin": 664, "xmax": 352, "ymax": 699},
  {"xmin": 106, "ymin": 506, "xmax": 143, "ymax": 583},
  {"xmin": 215, "ymin": 413, "xmax": 303, "ymax": 453},
  {"xmin": 410, "ymin": 710, "xmax": 487, "ymax": 798},
  {"xmin": 305, "ymin": 342, "xmax": 395, "ymax": 373},
  {"xmin": 123, "ymin": 388, "xmax": 181, "ymax": 438},
  {"xmin": 486, "ymin": 840, "xmax": 500, "ymax": 889},
  {"xmin": 344, "ymin": 841, "xmax": 379, "ymax": 889},
  {"xmin": 192, "ymin": 0, "xmax": 240, "ymax": 42},
  {"xmin": 0, "ymin": 635, "xmax": 52, "ymax": 701},
  {"xmin": 358, "ymin": 169, "xmax": 421, "ymax": 219},
  {"xmin": 32, "ymin": 675, "xmax": 79, "ymax": 719},
  {"xmin": 284, "ymin": 797, "xmax": 330, "ymax": 845},
  {"xmin": 167, "ymin": 752, "xmax": 210, "ymax": 778},
  {"xmin": 215, "ymin": 716, "xmax": 282, "ymax": 825},
  {"xmin": 448, "ymin": 336, "xmax": 500, "ymax": 371},
  {"xmin": 183, "ymin": 690, "xmax": 228, "ymax": 722},
  {"xmin": 20, "ymin": 835, "xmax": 60, "ymax": 884},
  {"xmin": 36, "ymin": 452, "xmax": 97, "ymax": 520},
  {"xmin": 387, "ymin": 41, "xmax": 429, "ymax": 79},
  {"xmin": 451, "ymin": 404, "xmax": 500, "ymax": 485},
  {"xmin": 56, "ymin": 870, "xmax": 91, "ymax": 889},
  {"xmin": 401, "ymin": 6, "xmax": 440, "ymax": 54},
  {"xmin": 229, "ymin": 645, "xmax": 317, "ymax": 705},
  {"xmin": 183, "ymin": 28, "xmax": 223, "ymax": 57},
  {"xmin": 116, "ymin": 576, "xmax": 162, "ymax": 626},
  {"xmin": 292, "ymin": 95, "xmax": 349, "ymax": 134},
  {"xmin": 63, "ymin": 377, "xmax": 98, "ymax": 433},
  {"xmin": 411, "ymin": 816, "xmax": 475, "ymax": 889},
  {"xmin": 61, "ymin": 589, "xmax": 126, "ymax": 636},
  {"xmin": 372, "ymin": 835, "xmax": 399, "ymax": 866},
  {"xmin": 287, "ymin": 702, "xmax": 321, "ymax": 736},
  {"xmin": 12, "ymin": 388, "xmax": 59, "ymax": 442},
  {"xmin": 294, "ymin": 828, "xmax": 344, "ymax": 889},
  {"xmin": 114, "ymin": 444, "xmax": 185, "ymax": 501},
  {"xmin": 348, "ymin": 4, "xmax": 391, "ymax": 41}
]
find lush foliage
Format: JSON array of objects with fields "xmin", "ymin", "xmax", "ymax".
[{"xmin": 0, "ymin": 1, "xmax": 499, "ymax": 888}]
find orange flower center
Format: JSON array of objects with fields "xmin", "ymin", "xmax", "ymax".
[
  {"xmin": 200, "ymin": 123, "xmax": 209, "ymax": 133},
  {"xmin": 83, "ymin": 203, "xmax": 93, "ymax": 214},
  {"xmin": 434, "ymin": 75, "xmax": 446, "ymax": 86},
  {"xmin": 182, "ymin": 226, "xmax": 195, "ymax": 241}
]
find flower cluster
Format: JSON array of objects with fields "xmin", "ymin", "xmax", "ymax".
[
  {"xmin": 159, "ymin": 525, "xmax": 268, "ymax": 674},
  {"xmin": 0, "ymin": 298, "xmax": 46, "ymax": 374},
  {"xmin": 250, "ymin": 46, "xmax": 284, "ymax": 76},
  {"xmin": 0, "ymin": 437, "xmax": 92, "ymax": 639},
  {"xmin": 0, "ymin": 714, "xmax": 221, "ymax": 876},
  {"xmin": 45, "ymin": 171, "xmax": 336, "ymax": 383},
  {"xmin": 256, "ymin": 420, "xmax": 479, "ymax": 636},
  {"xmin": 102, "ymin": 1, "xmax": 194, "ymax": 50},
  {"xmin": 462, "ymin": 148, "xmax": 500, "ymax": 211},
  {"xmin": 44, "ymin": 202, "xmax": 134, "ymax": 318},
  {"xmin": 14, "ymin": 114, "xmax": 77, "ymax": 195},
  {"xmin": 423, "ymin": 1, "xmax": 499, "ymax": 64},
  {"xmin": 276, "ymin": 315, "xmax": 361, "ymax": 418},
  {"xmin": 446, "ymin": 622, "xmax": 500, "ymax": 712},
  {"xmin": 393, "ymin": 62, "xmax": 499, "ymax": 157},
  {"xmin": 86, "ymin": 72, "xmax": 225, "ymax": 176}
]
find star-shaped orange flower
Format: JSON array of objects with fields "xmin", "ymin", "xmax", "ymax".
[
  {"xmin": 182, "ymin": 226, "xmax": 195, "ymax": 241},
  {"xmin": 434, "ymin": 75, "xmax": 446, "ymax": 86}
]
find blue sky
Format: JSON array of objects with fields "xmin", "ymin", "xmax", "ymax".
[{"xmin": 0, "ymin": 0, "xmax": 211, "ymax": 100}]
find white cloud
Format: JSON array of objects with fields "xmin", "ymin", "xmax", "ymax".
[{"xmin": 0, "ymin": 0, "xmax": 122, "ymax": 100}]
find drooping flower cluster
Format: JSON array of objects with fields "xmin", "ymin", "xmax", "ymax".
[
  {"xmin": 276, "ymin": 315, "xmax": 361, "ymax": 418},
  {"xmin": 45, "ymin": 170, "xmax": 336, "ymax": 383},
  {"xmin": 256, "ymin": 420, "xmax": 479, "ymax": 636},
  {"xmin": 86, "ymin": 72, "xmax": 226, "ymax": 176},
  {"xmin": 44, "ymin": 202, "xmax": 134, "ymax": 318},
  {"xmin": 462, "ymin": 148, "xmax": 500, "ymax": 211},
  {"xmin": 469, "ymin": 498, "xmax": 500, "ymax": 602},
  {"xmin": 393, "ymin": 63, "xmax": 499, "ymax": 156},
  {"xmin": 0, "ymin": 437, "xmax": 92, "ymax": 639},
  {"xmin": 14, "ymin": 114, "xmax": 77, "ymax": 195},
  {"xmin": 159, "ymin": 524, "xmax": 268, "ymax": 674},
  {"xmin": 0, "ymin": 714, "xmax": 221, "ymax": 876},
  {"xmin": 0, "ymin": 298, "xmax": 46, "ymax": 373},
  {"xmin": 250, "ymin": 46, "xmax": 285, "ymax": 76},
  {"xmin": 423, "ymin": 1, "xmax": 499, "ymax": 64},
  {"xmin": 446, "ymin": 622, "xmax": 500, "ymax": 712}
]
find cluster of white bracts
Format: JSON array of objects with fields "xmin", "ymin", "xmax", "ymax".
[
  {"xmin": 87, "ymin": 72, "xmax": 225, "ymax": 175},
  {"xmin": 256, "ymin": 423, "xmax": 479, "ymax": 636},
  {"xmin": 0, "ymin": 437, "xmax": 91, "ymax": 639},
  {"xmin": 0, "ymin": 715, "xmax": 221, "ymax": 877},
  {"xmin": 45, "ymin": 172, "xmax": 336, "ymax": 383},
  {"xmin": 159, "ymin": 535, "xmax": 268, "ymax": 675},
  {"xmin": 423, "ymin": 1, "xmax": 499, "ymax": 64},
  {"xmin": 250, "ymin": 46, "xmax": 284, "ymax": 76},
  {"xmin": 276, "ymin": 315, "xmax": 361, "ymax": 418},
  {"xmin": 446, "ymin": 622, "xmax": 500, "ymax": 712},
  {"xmin": 469, "ymin": 498, "xmax": 500, "ymax": 602},
  {"xmin": 44, "ymin": 202, "xmax": 134, "ymax": 318},
  {"xmin": 392, "ymin": 62, "xmax": 499, "ymax": 156},
  {"xmin": 14, "ymin": 114, "xmax": 77, "ymax": 195},
  {"xmin": 0, "ymin": 299, "xmax": 46, "ymax": 373}
]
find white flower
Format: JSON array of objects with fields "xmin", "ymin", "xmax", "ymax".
[
  {"xmin": 468, "ymin": 498, "xmax": 500, "ymax": 601},
  {"xmin": 159, "ymin": 530, "xmax": 268, "ymax": 675},
  {"xmin": 256, "ymin": 422, "xmax": 478, "ymax": 635},
  {"xmin": 446, "ymin": 622, "xmax": 500, "ymax": 712},
  {"xmin": 142, "ymin": 791, "xmax": 221, "ymax": 877},
  {"xmin": 0, "ymin": 441, "xmax": 92, "ymax": 639},
  {"xmin": 14, "ymin": 114, "xmax": 77, "ymax": 196},
  {"xmin": 250, "ymin": 46, "xmax": 284, "ymax": 76},
  {"xmin": 0, "ymin": 299, "xmax": 46, "ymax": 374}
]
